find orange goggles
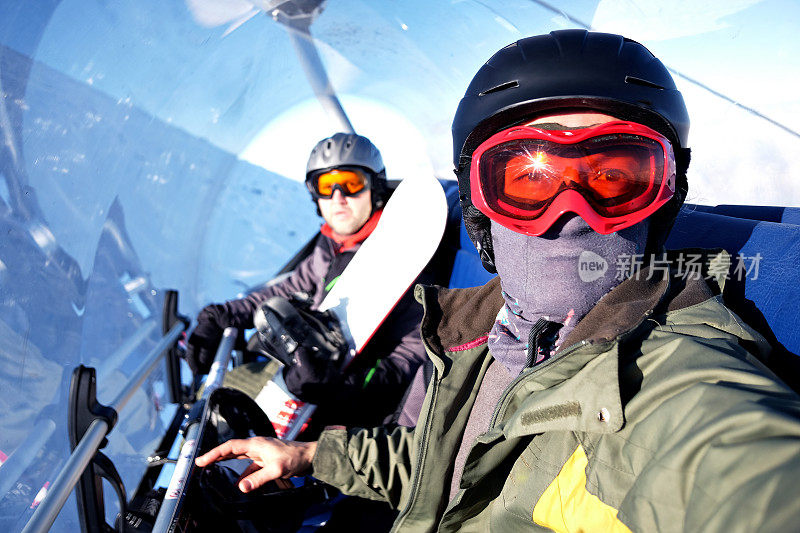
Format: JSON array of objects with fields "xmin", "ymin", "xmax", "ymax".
[{"xmin": 307, "ymin": 167, "xmax": 370, "ymax": 199}]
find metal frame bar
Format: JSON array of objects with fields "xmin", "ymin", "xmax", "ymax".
[
  {"xmin": 131, "ymin": 402, "xmax": 188, "ymax": 502},
  {"xmin": 0, "ymin": 318, "xmax": 163, "ymax": 505},
  {"xmin": 282, "ymin": 20, "xmax": 355, "ymax": 134},
  {"xmin": 271, "ymin": 2, "xmax": 355, "ymax": 135},
  {"xmin": 97, "ymin": 319, "xmax": 159, "ymax": 382},
  {"xmin": 111, "ymin": 322, "xmax": 185, "ymax": 412},
  {"xmin": 150, "ymin": 327, "xmax": 237, "ymax": 533},
  {"xmin": 163, "ymin": 289, "xmax": 188, "ymax": 404},
  {"xmin": 22, "ymin": 321, "xmax": 186, "ymax": 533}
]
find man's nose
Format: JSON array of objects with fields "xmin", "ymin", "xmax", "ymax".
[
  {"xmin": 331, "ymin": 188, "xmax": 347, "ymax": 203},
  {"xmin": 562, "ymin": 166, "xmax": 580, "ymax": 184}
]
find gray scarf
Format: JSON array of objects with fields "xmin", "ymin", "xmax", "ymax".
[{"xmin": 488, "ymin": 216, "xmax": 649, "ymax": 375}]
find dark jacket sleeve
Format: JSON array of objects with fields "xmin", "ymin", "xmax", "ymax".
[
  {"xmin": 352, "ymin": 287, "xmax": 427, "ymax": 416},
  {"xmin": 221, "ymin": 233, "xmax": 427, "ymax": 427},
  {"xmin": 217, "ymin": 236, "xmax": 334, "ymax": 330},
  {"xmin": 393, "ymin": 361, "xmax": 431, "ymax": 427}
]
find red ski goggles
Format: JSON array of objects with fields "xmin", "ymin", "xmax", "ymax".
[
  {"xmin": 307, "ymin": 167, "xmax": 370, "ymax": 199},
  {"xmin": 469, "ymin": 121, "xmax": 676, "ymax": 235}
]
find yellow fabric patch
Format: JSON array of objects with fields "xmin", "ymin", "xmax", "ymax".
[{"xmin": 532, "ymin": 444, "xmax": 632, "ymax": 532}]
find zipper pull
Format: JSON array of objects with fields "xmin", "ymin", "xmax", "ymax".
[{"xmin": 524, "ymin": 318, "xmax": 562, "ymax": 370}]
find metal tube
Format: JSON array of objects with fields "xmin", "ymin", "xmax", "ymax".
[
  {"xmin": 151, "ymin": 327, "xmax": 237, "ymax": 532},
  {"xmin": 21, "ymin": 420, "xmax": 108, "ymax": 533},
  {"xmin": 149, "ymin": 421, "xmax": 201, "ymax": 533},
  {"xmin": 282, "ymin": 401, "xmax": 316, "ymax": 441},
  {"xmin": 201, "ymin": 327, "xmax": 237, "ymax": 398},
  {"xmin": 110, "ymin": 322, "xmax": 185, "ymax": 413},
  {"xmin": 97, "ymin": 319, "xmax": 159, "ymax": 383},
  {"xmin": 281, "ymin": 19, "xmax": 355, "ymax": 134},
  {"xmin": 21, "ymin": 321, "xmax": 186, "ymax": 532}
]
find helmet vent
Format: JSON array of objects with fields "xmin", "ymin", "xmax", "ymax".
[
  {"xmin": 625, "ymin": 75, "xmax": 665, "ymax": 90},
  {"xmin": 479, "ymin": 80, "xmax": 519, "ymax": 96}
]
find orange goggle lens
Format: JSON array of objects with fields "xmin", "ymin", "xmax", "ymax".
[
  {"xmin": 498, "ymin": 139, "xmax": 659, "ymax": 207},
  {"xmin": 479, "ymin": 134, "xmax": 664, "ymax": 219},
  {"xmin": 314, "ymin": 170, "xmax": 368, "ymax": 197}
]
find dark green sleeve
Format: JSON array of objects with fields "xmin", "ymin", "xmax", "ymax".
[
  {"xmin": 679, "ymin": 374, "xmax": 800, "ymax": 532},
  {"xmin": 312, "ymin": 425, "xmax": 416, "ymax": 509}
]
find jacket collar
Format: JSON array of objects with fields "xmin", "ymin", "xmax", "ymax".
[
  {"xmin": 418, "ymin": 249, "xmax": 732, "ymax": 360},
  {"xmin": 416, "ymin": 249, "xmax": 735, "ymax": 438}
]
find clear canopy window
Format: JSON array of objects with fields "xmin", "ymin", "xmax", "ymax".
[{"xmin": 1, "ymin": 1, "xmax": 798, "ymax": 530}]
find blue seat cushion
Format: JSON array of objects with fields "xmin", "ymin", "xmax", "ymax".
[
  {"xmin": 684, "ymin": 203, "xmax": 800, "ymax": 226},
  {"xmin": 667, "ymin": 208, "xmax": 800, "ymax": 359}
]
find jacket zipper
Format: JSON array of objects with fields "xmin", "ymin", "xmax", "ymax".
[
  {"xmin": 488, "ymin": 267, "xmax": 669, "ymax": 431},
  {"xmin": 487, "ymin": 312, "xmax": 656, "ymax": 430},
  {"xmin": 397, "ymin": 323, "xmax": 639, "ymax": 527},
  {"xmin": 393, "ymin": 364, "xmax": 439, "ymax": 529}
]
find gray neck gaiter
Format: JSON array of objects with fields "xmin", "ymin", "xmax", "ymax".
[{"xmin": 488, "ymin": 216, "xmax": 649, "ymax": 375}]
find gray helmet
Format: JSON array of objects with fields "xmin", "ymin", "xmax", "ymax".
[
  {"xmin": 305, "ymin": 133, "xmax": 389, "ymax": 211},
  {"xmin": 306, "ymin": 133, "xmax": 384, "ymax": 175}
]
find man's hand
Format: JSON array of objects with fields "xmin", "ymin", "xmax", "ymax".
[
  {"xmin": 184, "ymin": 304, "xmax": 228, "ymax": 375},
  {"xmin": 195, "ymin": 437, "xmax": 317, "ymax": 493}
]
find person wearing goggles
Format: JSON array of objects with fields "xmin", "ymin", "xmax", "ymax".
[
  {"xmin": 305, "ymin": 165, "xmax": 379, "ymax": 236},
  {"xmin": 196, "ymin": 31, "xmax": 800, "ymax": 533},
  {"xmin": 186, "ymin": 133, "xmax": 435, "ymax": 529},
  {"xmin": 184, "ymin": 132, "xmax": 431, "ymax": 440}
]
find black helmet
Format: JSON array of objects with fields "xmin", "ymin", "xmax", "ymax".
[
  {"xmin": 305, "ymin": 132, "xmax": 389, "ymax": 212},
  {"xmin": 453, "ymin": 29, "xmax": 691, "ymax": 272}
]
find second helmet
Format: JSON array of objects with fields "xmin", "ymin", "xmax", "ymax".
[{"xmin": 305, "ymin": 133, "xmax": 388, "ymax": 211}]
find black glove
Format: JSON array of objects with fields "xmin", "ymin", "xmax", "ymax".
[
  {"xmin": 283, "ymin": 345, "xmax": 343, "ymax": 403},
  {"xmin": 185, "ymin": 304, "xmax": 228, "ymax": 375}
]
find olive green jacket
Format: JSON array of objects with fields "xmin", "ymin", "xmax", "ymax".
[{"xmin": 312, "ymin": 250, "xmax": 800, "ymax": 532}]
